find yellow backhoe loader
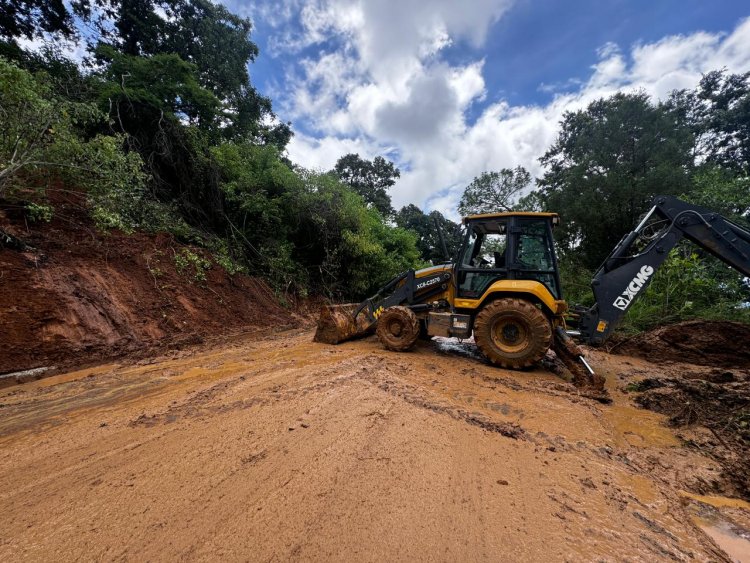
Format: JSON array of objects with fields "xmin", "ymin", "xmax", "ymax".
[{"xmin": 315, "ymin": 196, "xmax": 750, "ymax": 398}]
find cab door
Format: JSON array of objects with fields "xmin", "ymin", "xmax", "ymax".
[{"xmin": 510, "ymin": 217, "xmax": 562, "ymax": 299}]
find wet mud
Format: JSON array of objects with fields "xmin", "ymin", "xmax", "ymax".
[
  {"xmin": 1, "ymin": 330, "xmax": 748, "ymax": 561},
  {"xmin": 612, "ymin": 320, "xmax": 750, "ymax": 369}
]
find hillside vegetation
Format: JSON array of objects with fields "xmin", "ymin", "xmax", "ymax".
[{"xmin": 1, "ymin": 0, "xmax": 749, "ymax": 331}]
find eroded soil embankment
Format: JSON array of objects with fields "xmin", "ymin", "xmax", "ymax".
[
  {"xmin": 609, "ymin": 320, "xmax": 750, "ymax": 501},
  {"xmin": 0, "ymin": 330, "xmax": 745, "ymax": 561},
  {"xmin": 613, "ymin": 320, "xmax": 750, "ymax": 369},
  {"xmin": 0, "ymin": 196, "xmax": 307, "ymax": 376}
]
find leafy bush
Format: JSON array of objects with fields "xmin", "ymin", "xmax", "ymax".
[
  {"xmin": 557, "ymin": 257, "xmax": 595, "ymax": 307},
  {"xmin": 173, "ymin": 248, "xmax": 211, "ymax": 282},
  {"xmin": 0, "ymin": 57, "xmax": 151, "ymax": 229},
  {"xmin": 283, "ymin": 170, "xmax": 424, "ymax": 298},
  {"xmin": 619, "ymin": 249, "xmax": 750, "ymax": 332},
  {"xmin": 25, "ymin": 201, "xmax": 53, "ymax": 222}
]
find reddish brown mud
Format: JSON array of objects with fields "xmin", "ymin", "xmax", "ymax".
[{"xmin": 1, "ymin": 330, "xmax": 747, "ymax": 561}]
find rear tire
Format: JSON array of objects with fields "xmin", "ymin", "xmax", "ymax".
[
  {"xmin": 474, "ymin": 298, "xmax": 552, "ymax": 369},
  {"xmin": 377, "ymin": 306, "xmax": 419, "ymax": 352}
]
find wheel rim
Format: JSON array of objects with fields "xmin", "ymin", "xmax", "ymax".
[
  {"xmin": 388, "ymin": 321, "xmax": 404, "ymax": 338},
  {"xmin": 490, "ymin": 316, "xmax": 530, "ymax": 354}
]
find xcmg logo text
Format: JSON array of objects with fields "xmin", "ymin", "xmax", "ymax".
[{"xmin": 612, "ymin": 265, "xmax": 654, "ymax": 311}]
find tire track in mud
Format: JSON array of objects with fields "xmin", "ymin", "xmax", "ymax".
[
  {"xmin": 0, "ymin": 330, "xmax": 742, "ymax": 561},
  {"xmin": 127, "ymin": 354, "xmax": 530, "ymax": 441},
  {"xmin": 369, "ymin": 373, "xmax": 528, "ymax": 440}
]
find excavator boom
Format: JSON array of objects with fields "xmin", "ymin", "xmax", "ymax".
[{"xmin": 580, "ymin": 195, "xmax": 750, "ymax": 344}]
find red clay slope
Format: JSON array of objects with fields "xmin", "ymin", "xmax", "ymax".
[{"xmin": 0, "ymin": 197, "xmax": 303, "ymax": 374}]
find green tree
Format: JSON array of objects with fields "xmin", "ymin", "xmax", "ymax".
[
  {"xmin": 669, "ymin": 70, "xmax": 750, "ymax": 175},
  {"xmin": 279, "ymin": 170, "xmax": 422, "ymax": 297},
  {"xmin": 0, "ymin": 57, "xmax": 148, "ymax": 226},
  {"xmin": 333, "ymin": 153, "xmax": 399, "ymax": 217},
  {"xmin": 513, "ymin": 190, "xmax": 545, "ymax": 212},
  {"xmin": 96, "ymin": 46, "xmax": 221, "ymax": 130},
  {"xmin": 537, "ymin": 92, "xmax": 694, "ymax": 269},
  {"xmin": 0, "ymin": 0, "xmax": 76, "ymax": 41},
  {"xmin": 458, "ymin": 167, "xmax": 531, "ymax": 216},
  {"xmin": 95, "ymin": 0, "xmax": 168, "ymax": 56},
  {"xmin": 395, "ymin": 204, "xmax": 461, "ymax": 264},
  {"xmin": 685, "ymin": 166, "xmax": 750, "ymax": 222}
]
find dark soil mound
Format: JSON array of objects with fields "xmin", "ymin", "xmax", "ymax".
[
  {"xmin": 632, "ymin": 369, "xmax": 750, "ymax": 500},
  {"xmin": 615, "ymin": 320, "xmax": 750, "ymax": 368},
  {"xmin": 1, "ymin": 193, "xmax": 307, "ymax": 376}
]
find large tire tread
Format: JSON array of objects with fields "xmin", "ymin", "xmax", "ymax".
[
  {"xmin": 376, "ymin": 306, "xmax": 420, "ymax": 352},
  {"xmin": 474, "ymin": 298, "xmax": 552, "ymax": 369}
]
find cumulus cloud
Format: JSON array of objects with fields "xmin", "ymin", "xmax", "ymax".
[{"xmin": 252, "ymin": 1, "xmax": 750, "ymax": 218}]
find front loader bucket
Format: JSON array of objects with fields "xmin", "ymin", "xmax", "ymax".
[{"xmin": 314, "ymin": 304, "xmax": 375, "ymax": 344}]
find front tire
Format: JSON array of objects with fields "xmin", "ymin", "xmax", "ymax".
[
  {"xmin": 474, "ymin": 298, "xmax": 552, "ymax": 369},
  {"xmin": 376, "ymin": 306, "xmax": 419, "ymax": 352}
]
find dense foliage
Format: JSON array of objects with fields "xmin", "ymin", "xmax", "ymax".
[
  {"xmin": 1, "ymin": 1, "xmax": 748, "ymax": 329},
  {"xmin": 536, "ymin": 92, "xmax": 695, "ymax": 269},
  {"xmin": 395, "ymin": 204, "xmax": 461, "ymax": 264},
  {"xmin": 332, "ymin": 153, "xmax": 400, "ymax": 218},
  {"xmin": 0, "ymin": 1, "xmax": 421, "ymax": 300},
  {"xmin": 524, "ymin": 77, "xmax": 750, "ymax": 329}
]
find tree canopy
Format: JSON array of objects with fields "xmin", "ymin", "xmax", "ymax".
[
  {"xmin": 458, "ymin": 167, "xmax": 531, "ymax": 217},
  {"xmin": 536, "ymin": 92, "xmax": 695, "ymax": 268},
  {"xmin": 0, "ymin": 0, "xmax": 422, "ymax": 300},
  {"xmin": 395, "ymin": 204, "xmax": 461, "ymax": 264},
  {"xmin": 333, "ymin": 153, "xmax": 400, "ymax": 218},
  {"xmin": 0, "ymin": 0, "xmax": 76, "ymax": 41},
  {"xmin": 674, "ymin": 69, "xmax": 750, "ymax": 175}
]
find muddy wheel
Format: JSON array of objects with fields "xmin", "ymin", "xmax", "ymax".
[
  {"xmin": 376, "ymin": 306, "xmax": 419, "ymax": 352},
  {"xmin": 474, "ymin": 298, "xmax": 552, "ymax": 369}
]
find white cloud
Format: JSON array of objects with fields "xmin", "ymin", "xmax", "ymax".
[
  {"xmin": 17, "ymin": 34, "xmax": 88, "ymax": 63},
  {"xmin": 252, "ymin": 4, "xmax": 750, "ymax": 218}
]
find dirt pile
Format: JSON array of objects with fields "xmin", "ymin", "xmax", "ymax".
[
  {"xmin": 607, "ymin": 319, "xmax": 750, "ymax": 500},
  {"xmin": 614, "ymin": 319, "xmax": 750, "ymax": 368},
  {"xmin": 636, "ymin": 370, "xmax": 750, "ymax": 500},
  {"xmin": 622, "ymin": 364, "xmax": 750, "ymax": 500},
  {"xmin": 0, "ymin": 194, "xmax": 306, "ymax": 376}
]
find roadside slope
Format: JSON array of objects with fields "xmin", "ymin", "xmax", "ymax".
[{"xmin": 0, "ymin": 198, "xmax": 303, "ymax": 375}]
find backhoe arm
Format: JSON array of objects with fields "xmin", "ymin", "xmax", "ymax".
[{"xmin": 579, "ymin": 195, "xmax": 750, "ymax": 344}]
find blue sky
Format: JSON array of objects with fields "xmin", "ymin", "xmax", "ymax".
[{"xmin": 224, "ymin": 1, "xmax": 750, "ymax": 216}]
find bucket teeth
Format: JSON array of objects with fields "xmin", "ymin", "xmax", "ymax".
[{"xmin": 552, "ymin": 329, "xmax": 610, "ymax": 402}]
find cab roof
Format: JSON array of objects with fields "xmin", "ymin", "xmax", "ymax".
[{"xmin": 462, "ymin": 211, "xmax": 560, "ymax": 223}]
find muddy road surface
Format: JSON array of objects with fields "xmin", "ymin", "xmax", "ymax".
[{"xmin": 1, "ymin": 330, "xmax": 748, "ymax": 561}]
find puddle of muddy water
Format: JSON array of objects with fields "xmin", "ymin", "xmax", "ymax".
[
  {"xmin": 696, "ymin": 518, "xmax": 750, "ymax": 563},
  {"xmin": 681, "ymin": 492, "xmax": 750, "ymax": 562},
  {"xmin": 432, "ymin": 337, "xmax": 487, "ymax": 361}
]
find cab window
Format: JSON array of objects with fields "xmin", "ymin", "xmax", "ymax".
[
  {"xmin": 457, "ymin": 221, "xmax": 508, "ymax": 297},
  {"xmin": 515, "ymin": 218, "xmax": 560, "ymax": 298}
]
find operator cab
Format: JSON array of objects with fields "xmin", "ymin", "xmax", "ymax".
[{"xmin": 456, "ymin": 212, "xmax": 561, "ymax": 299}]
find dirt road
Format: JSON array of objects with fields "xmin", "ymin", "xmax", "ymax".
[{"xmin": 1, "ymin": 329, "xmax": 748, "ymax": 561}]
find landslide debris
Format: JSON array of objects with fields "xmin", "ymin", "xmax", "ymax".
[
  {"xmin": 0, "ymin": 194, "xmax": 305, "ymax": 376},
  {"xmin": 613, "ymin": 320, "xmax": 750, "ymax": 368},
  {"xmin": 613, "ymin": 320, "xmax": 750, "ymax": 500}
]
